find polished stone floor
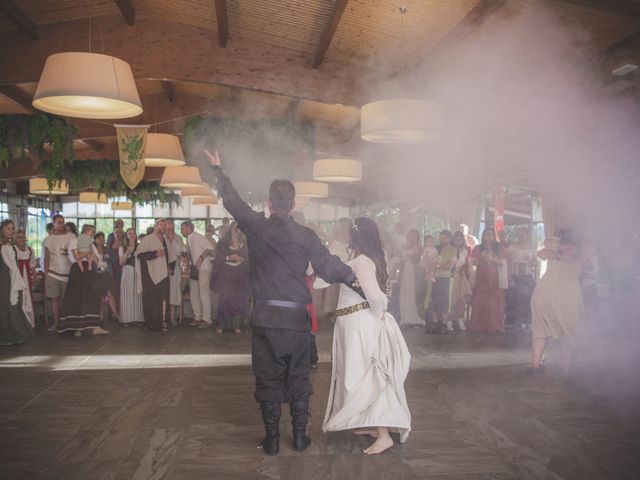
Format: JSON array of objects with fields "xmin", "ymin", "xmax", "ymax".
[{"xmin": 1, "ymin": 319, "xmax": 639, "ymax": 480}]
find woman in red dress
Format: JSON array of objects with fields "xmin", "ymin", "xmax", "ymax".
[{"xmin": 469, "ymin": 228, "xmax": 506, "ymax": 333}]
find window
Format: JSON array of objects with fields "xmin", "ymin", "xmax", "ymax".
[{"xmin": 27, "ymin": 207, "xmax": 51, "ymax": 259}]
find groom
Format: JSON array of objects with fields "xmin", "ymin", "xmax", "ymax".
[{"xmin": 205, "ymin": 151, "xmax": 363, "ymax": 455}]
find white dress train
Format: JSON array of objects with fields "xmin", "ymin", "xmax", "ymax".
[{"xmin": 320, "ymin": 254, "xmax": 412, "ymax": 442}]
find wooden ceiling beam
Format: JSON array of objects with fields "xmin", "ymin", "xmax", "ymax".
[
  {"xmin": 215, "ymin": 0, "xmax": 229, "ymax": 48},
  {"xmin": 598, "ymin": 17, "xmax": 640, "ymax": 51},
  {"xmin": 81, "ymin": 139, "xmax": 105, "ymax": 152},
  {"xmin": 550, "ymin": 0, "xmax": 640, "ymax": 17},
  {"xmin": 0, "ymin": 85, "xmax": 35, "ymax": 113},
  {"xmin": 0, "ymin": 0, "xmax": 38, "ymax": 40},
  {"xmin": 114, "ymin": 0, "xmax": 135, "ymax": 26},
  {"xmin": 313, "ymin": 0, "xmax": 349, "ymax": 69},
  {"xmin": 160, "ymin": 80, "xmax": 175, "ymax": 102}
]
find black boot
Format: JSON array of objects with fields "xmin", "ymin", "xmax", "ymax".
[
  {"xmin": 290, "ymin": 399, "xmax": 311, "ymax": 452},
  {"xmin": 260, "ymin": 401, "xmax": 281, "ymax": 455}
]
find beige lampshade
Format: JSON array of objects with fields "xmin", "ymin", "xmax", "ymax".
[
  {"xmin": 111, "ymin": 201, "xmax": 133, "ymax": 210},
  {"xmin": 32, "ymin": 52, "xmax": 143, "ymax": 119},
  {"xmin": 181, "ymin": 183, "xmax": 213, "ymax": 199},
  {"xmin": 160, "ymin": 166, "xmax": 203, "ymax": 189},
  {"xmin": 294, "ymin": 181, "xmax": 328, "ymax": 198},
  {"xmin": 361, "ymin": 99, "xmax": 441, "ymax": 143},
  {"xmin": 313, "ymin": 158, "xmax": 362, "ymax": 182},
  {"xmin": 79, "ymin": 192, "xmax": 108, "ymax": 204},
  {"xmin": 143, "ymin": 133, "xmax": 186, "ymax": 167},
  {"xmin": 193, "ymin": 194, "xmax": 218, "ymax": 205},
  {"xmin": 294, "ymin": 196, "xmax": 310, "ymax": 207},
  {"xmin": 29, "ymin": 178, "xmax": 69, "ymax": 195}
]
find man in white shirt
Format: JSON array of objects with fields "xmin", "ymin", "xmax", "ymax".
[
  {"xmin": 42, "ymin": 214, "xmax": 75, "ymax": 331},
  {"xmin": 181, "ymin": 220, "xmax": 215, "ymax": 328}
]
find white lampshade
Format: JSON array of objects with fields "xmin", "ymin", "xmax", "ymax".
[
  {"xmin": 160, "ymin": 166, "xmax": 203, "ymax": 189},
  {"xmin": 29, "ymin": 178, "xmax": 69, "ymax": 195},
  {"xmin": 193, "ymin": 194, "xmax": 218, "ymax": 205},
  {"xmin": 181, "ymin": 183, "xmax": 213, "ymax": 199},
  {"xmin": 79, "ymin": 192, "xmax": 108, "ymax": 203},
  {"xmin": 112, "ymin": 201, "xmax": 133, "ymax": 210},
  {"xmin": 33, "ymin": 52, "xmax": 143, "ymax": 119},
  {"xmin": 361, "ymin": 99, "xmax": 441, "ymax": 143},
  {"xmin": 294, "ymin": 181, "xmax": 328, "ymax": 198},
  {"xmin": 143, "ymin": 133, "xmax": 186, "ymax": 167},
  {"xmin": 313, "ymin": 158, "xmax": 362, "ymax": 182}
]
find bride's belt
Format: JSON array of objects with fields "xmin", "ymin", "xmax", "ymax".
[{"xmin": 335, "ymin": 301, "xmax": 370, "ymax": 317}]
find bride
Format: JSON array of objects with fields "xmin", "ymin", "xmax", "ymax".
[{"xmin": 318, "ymin": 217, "xmax": 411, "ymax": 455}]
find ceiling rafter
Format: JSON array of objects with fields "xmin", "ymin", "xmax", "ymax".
[
  {"xmin": 114, "ymin": 0, "xmax": 135, "ymax": 26},
  {"xmin": 215, "ymin": 0, "xmax": 229, "ymax": 47},
  {"xmin": 313, "ymin": 0, "xmax": 349, "ymax": 69},
  {"xmin": 0, "ymin": 85, "xmax": 35, "ymax": 113},
  {"xmin": 0, "ymin": 0, "xmax": 38, "ymax": 40},
  {"xmin": 160, "ymin": 80, "xmax": 175, "ymax": 103}
]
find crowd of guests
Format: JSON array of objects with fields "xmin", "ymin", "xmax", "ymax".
[{"xmin": 0, "ymin": 214, "xmax": 251, "ymax": 344}]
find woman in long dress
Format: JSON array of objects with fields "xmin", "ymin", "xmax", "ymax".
[
  {"xmin": 321, "ymin": 217, "xmax": 411, "ymax": 455},
  {"xmin": 530, "ymin": 229, "xmax": 591, "ymax": 373},
  {"xmin": 398, "ymin": 229, "xmax": 424, "ymax": 327},
  {"xmin": 0, "ymin": 220, "xmax": 34, "ymax": 346},
  {"xmin": 119, "ymin": 228, "xmax": 144, "ymax": 326},
  {"xmin": 212, "ymin": 221, "xmax": 250, "ymax": 334},
  {"xmin": 15, "ymin": 229, "xmax": 37, "ymax": 327},
  {"xmin": 469, "ymin": 228, "xmax": 506, "ymax": 333}
]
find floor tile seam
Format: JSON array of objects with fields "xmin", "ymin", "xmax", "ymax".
[{"xmin": 2, "ymin": 330, "xmax": 124, "ymax": 423}]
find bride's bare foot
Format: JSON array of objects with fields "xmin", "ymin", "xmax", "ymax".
[
  {"xmin": 353, "ymin": 428, "xmax": 378, "ymax": 438},
  {"xmin": 363, "ymin": 435, "xmax": 393, "ymax": 455}
]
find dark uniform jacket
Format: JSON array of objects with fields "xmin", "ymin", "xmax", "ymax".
[{"xmin": 210, "ymin": 166, "xmax": 354, "ymax": 331}]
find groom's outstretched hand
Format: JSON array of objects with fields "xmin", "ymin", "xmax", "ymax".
[{"xmin": 204, "ymin": 149, "xmax": 221, "ymax": 167}]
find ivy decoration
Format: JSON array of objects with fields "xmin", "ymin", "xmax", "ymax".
[{"xmin": 0, "ymin": 114, "xmax": 77, "ymax": 186}]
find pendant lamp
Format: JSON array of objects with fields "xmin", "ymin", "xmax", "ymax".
[
  {"xmin": 160, "ymin": 166, "xmax": 202, "ymax": 189},
  {"xmin": 112, "ymin": 201, "xmax": 133, "ymax": 210},
  {"xmin": 29, "ymin": 178, "xmax": 69, "ymax": 195},
  {"xmin": 313, "ymin": 158, "xmax": 362, "ymax": 182},
  {"xmin": 361, "ymin": 99, "xmax": 440, "ymax": 143},
  {"xmin": 294, "ymin": 182, "xmax": 328, "ymax": 198},
  {"xmin": 181, "ymin": 184, "xmax": 213, "ymax": 199},
  {"xmin": 33, "ymin": 52, "xmax": 143, "ymax": 119},
  {"xmin": 79, "ymin": 192, "xmax": 108, "ymax": 204},
  {"xmin": 143, "ymin": 133, "xmax": 186, "ymax": 167},
  {"xmin": 193, "ymin": 194, "xmax": 218, "ymax": 205}
]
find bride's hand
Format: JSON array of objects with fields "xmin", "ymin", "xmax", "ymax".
[{"xmin": 204, "ymin": 149, "xmax": 221, "ymax": 167}]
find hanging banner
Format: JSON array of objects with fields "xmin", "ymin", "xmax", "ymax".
[{"xmin": 115, "ymin": 124, "xmax": 150, "ymax": 190}]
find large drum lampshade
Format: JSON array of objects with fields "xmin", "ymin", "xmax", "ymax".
[
  {"xmin": 29, "ymin": 178, "xmax": 69, "ymax": 195},
  {"xmin": 143, "ymin": 133, "xmax": 186, "ymax": 167},
  {"xmin": 160, "ymin": 166, "xmax": 203, "ymax": 189},
  {"xmin": 79, "ymin": 192, "xmax": 108, "ymax": 204},
  {"xmin": 313, "ymin": 158, "xmax": 362, "ymax": 182},
  {"xmin": 294, "ymin": 182, "xmax": 328, "ymax": 198},
  {"xmin": 33, "ymin": 52, "xmax": 143, "ymax": 119},
  {"xmin": 360, "ymin": 99, "xmax": 440, "ymax": 144}
]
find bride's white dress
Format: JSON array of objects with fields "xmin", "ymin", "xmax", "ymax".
[{"xmin": 319, "ymin": 254, "xmax": 412, "ymax": 442}]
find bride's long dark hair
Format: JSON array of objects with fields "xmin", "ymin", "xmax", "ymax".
[{"xmin": 348, "ymin": 217, "xmax": 388, "ymax": 292}]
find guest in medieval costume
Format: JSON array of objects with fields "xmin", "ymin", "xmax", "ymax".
[
  {"xmin": 506, "ymin": 227, "xmax": 538, "ymax": 330},
  {"xmin": 92, "ymin": 232, "xmax": 120, "ymax": 321},
  {"xmin": 0, "ymin": 220, "xmax": 34, "ymax": 346},
  {"xmin": 204, "ymin": 150, "xmax": 364, "ymax": 456},
  {"xmin": 56, "ymin": 224, "xmax": 109, "ymax": 336},
  {"xmin": 165, "ymin": 220, "xmax": 185, "ymax": 325},
  {"xmin": 469, "ymin": 227, "xmax": 507, "ymax": 333},
  {"xmin": 397, "ymin": 229, "xmax": 425, "ymax": 327},
  {"xmin": 108, "ymin": 223, "xmax": 125, "ymax": 306},
  {"xmin": 449, "ymin": 231, "xmax": 472, "ymax": 331},
  {"xmin": 181, "ymin": 220, "xmax": 215, "ymax": 329},
  {"xmin": 119, "ymin": 228, "xmax": 143, "ymax": 326},
  {"xmin": 429, "ymin": 230, "xmax": 458, "ymax": 333},
  {"xmin": 15, "ymin": 229, "xmax": 37, "ymax": 327},
  {"xmin": 319, "ymin": 217, "xmax": 411, "ymax": 455},
  {"xmin": 420, "ymin": 234, "xmax": 438, "ymax": 318},
  {"xmin": 530, "ymin": 229, "xmax": 592, "ymax": 373},
  {"xmin": 42, "ymin": 214, "xmax": 75, "ymax": 331},
  {"xmin": 137, "ymin": 219, "xmax": 175, "ymax": 332},
  {"xmin": 212, "ymin": 221, "xmax": 250, "ymax": 334}
]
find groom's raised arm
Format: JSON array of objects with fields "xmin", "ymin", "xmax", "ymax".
[{"xmin": 207, "ymin": 164, "xmax": 264, "ymax": 232}]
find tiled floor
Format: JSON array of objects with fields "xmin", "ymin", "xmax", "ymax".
[{"xmin": 1, "ymin": 320, "xmax": 639, "ymax": 480}]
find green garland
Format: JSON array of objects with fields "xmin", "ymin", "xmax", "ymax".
[
  {"xmin": 63, "ymin": 159, "xmax": 180, "ymax": 206},
  {"xmin": 0, "ymin": 114, "xmax": 77, "ymax": 185}
]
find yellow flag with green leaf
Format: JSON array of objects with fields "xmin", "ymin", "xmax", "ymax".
[{"xmin": 116, "ymin": 125, "xmax": 149, "ymax": 190}]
